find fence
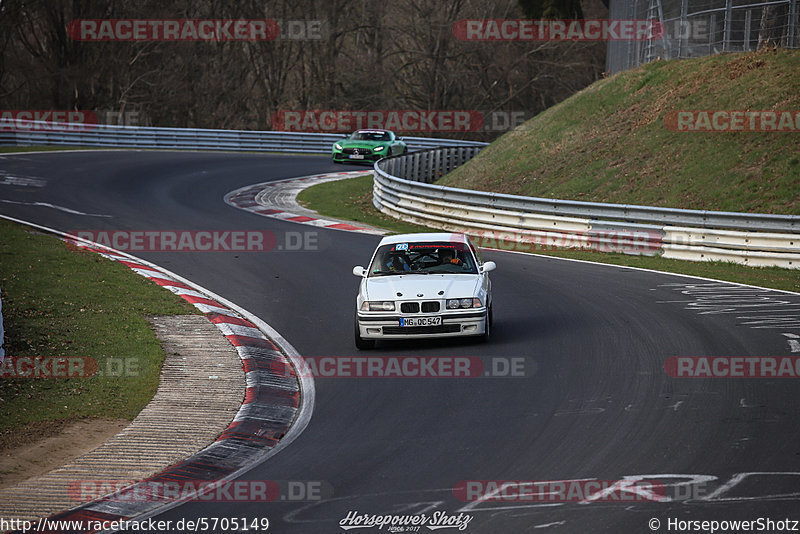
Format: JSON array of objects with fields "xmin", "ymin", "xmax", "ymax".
[
  {"xmin": 0, "ymin": 120, "xmax": 488, "ymax": 154},
  {"xmin": 373, "ymin": 148, "xmax": 800, "ymax": 269},
  {"xmin": 607, "ymin": 0, "xmax": 800, "ymax": 74}
]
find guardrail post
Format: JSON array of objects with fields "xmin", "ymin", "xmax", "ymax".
[{"xmin": 0, "ymin": 286, "xmax": 5, "ymax": 363}]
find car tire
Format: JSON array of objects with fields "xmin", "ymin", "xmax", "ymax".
[
  {"xmin": 355, "ymin": 319, "xmax": 375, "ymax": 350},
  {"xmin": 480, "ymin": 307, "xmax": 492, "ymax": 343}
]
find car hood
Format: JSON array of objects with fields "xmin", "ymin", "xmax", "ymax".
[
  {"xmin": 363, "ymin": 274, "xmax": 480, "ymax": 301},
  {"xmin": 337, "ymin": 139, "xmax": 387, "ymax": 149}
]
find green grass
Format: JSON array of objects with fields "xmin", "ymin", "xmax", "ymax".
[
  {"xmin": 298, "ymin": 175, "xmax": 800, "ymax": 293},
  {"xmin": 441, "ymin": 48, "xmax": 800, "ymax": 215},
  {"xmin": 0, "ymin": 219, "xmax": 200, "ymax": 434},
  {"xmin": 296, "ymin": 174, "xmax": 433, "ymax": 234}
]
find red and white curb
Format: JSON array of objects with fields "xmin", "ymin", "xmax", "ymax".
[
  {"xmin": 0, "ymin": 214, "xmax": 314, "ymax": 533},
  {"xmin": 224, "ymin": 171, "xmax": 386, "ymax": 235}
]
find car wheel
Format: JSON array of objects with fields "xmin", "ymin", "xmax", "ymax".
[{"xmin": 355, "ymin": 319, "xmax": 375, "ymax": 350}]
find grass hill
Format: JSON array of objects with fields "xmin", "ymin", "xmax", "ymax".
[{"xmin": 441, "ymin": 48, "xmax": 800, "ymax": 215}]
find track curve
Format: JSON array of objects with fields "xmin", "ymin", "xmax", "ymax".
[{"xmin": 1, "ymin": 150, "xmax": 799, "ymax": 533}]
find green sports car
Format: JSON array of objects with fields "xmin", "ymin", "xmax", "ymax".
[{"xmin": 332, "ymin": 129, "xmax": 407, "ymax": 164}]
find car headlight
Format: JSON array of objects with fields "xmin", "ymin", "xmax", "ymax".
[
  {"xmin": 361, "ymin": 301, "xmax": 395, "ymax": 311},
  {"xmin": 334, "ymin": 143, "xmax": 343, "ymax": 150},
  {"xmin": 373, "ymin": 146, "xmax": 385, "ymax": 152},
  {"xmin": 446, "ymin": 298, "xmax": 482, "ymax": 309}
]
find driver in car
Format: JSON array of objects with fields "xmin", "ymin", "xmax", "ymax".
[
  {"xmin": 387, "ymin": 251, "xmax": 411, "ymax": 272},
  {"xmin": 439, "ymin": 248, "xmax": 463, "ymax": 266}
]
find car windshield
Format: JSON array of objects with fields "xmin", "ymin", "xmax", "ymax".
[
  {"xmin": 368, "ymin": 242, "xmax": 478, "ymax": 276},
  {"xmin": 350, "ymin": 131, "xmax": 390, "ymax": 141}
]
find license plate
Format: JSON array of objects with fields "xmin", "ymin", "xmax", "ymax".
[
  {"xmin": 349, "ymin": 154, "xmax": 365, "ymax": 159},
  {"xmin": 400, "ymin": 316, "xmax": 441, "ymax": 327}
]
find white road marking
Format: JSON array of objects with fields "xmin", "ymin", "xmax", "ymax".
[
  {"xmin": 534, "ymin": 521, "xmax": 565, "ymax": 529},
  {"xmin": 739, "ymin": 398, "xmax": 757, "ymax": 408},
  {"xmin": 0, "ymin": 199, "xmax": 112, "ymax": 217},
  {"xmin": 668, "ymin": 400, "xmax": 683, "ymax": 411},
  {"xmin": 0, "ymin": 174, "xmax": 46, "ymax": 187},
  {"xmin": 783, "ymin": 333, "xmax": 800, "ymax": 352},
  {"xmin": 553, "ymin": 407, "xmax": 605, "ymax": 416},
  {"xmin": 658, "ymin": 283, "xmax": 800, "ymax": 333}
]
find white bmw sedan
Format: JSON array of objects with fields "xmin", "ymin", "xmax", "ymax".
[{"xmin": 352, "ymin": 233, "xmax": 496, "ymax": 349}]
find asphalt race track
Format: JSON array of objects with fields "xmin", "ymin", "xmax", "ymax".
[{"xmin": 2, "ymin": 150, "xmax": 799, "ymax": 533}]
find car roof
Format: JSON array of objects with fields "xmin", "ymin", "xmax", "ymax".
[
  {"xmin": 355, "ymin": 129, "xmax": 390, "ymax": 134},
  {"xmin": 378, "ymin": 232, "xmax": 469, "ymax": 246}
]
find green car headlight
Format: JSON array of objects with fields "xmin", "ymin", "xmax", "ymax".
[
  {"xmin": 334, "ymin": 143, "xmax": 343, "ymax": 150},
  {"xmin": 373, "ymin": 146, "xmax": 385, "ymax": 152}
]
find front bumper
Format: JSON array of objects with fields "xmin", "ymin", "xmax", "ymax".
[
  {"xmin": 332, "ymin": 150, "xmax": 386, "ymax": 163},
  {"xmin": 356, "ymin": 310, "xmax": 487, "ymax": 339}
]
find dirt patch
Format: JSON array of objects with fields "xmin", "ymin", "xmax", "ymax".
[
  {"xmin": 0, "ymin": 418, "xmax": 128, "ymax": 489},
  {"xmin": 726, "ymin": 48, "xmax": 772, "ymax": 79}
]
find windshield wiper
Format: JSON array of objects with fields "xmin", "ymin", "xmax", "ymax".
[{"xmin": 370, "ymin": 270, "xmax": 405, "ymax": 276}]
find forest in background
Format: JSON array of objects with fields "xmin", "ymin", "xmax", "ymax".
[{"xmin": 0, "ymin": 0, "xmax": 606, "ymax": 138}]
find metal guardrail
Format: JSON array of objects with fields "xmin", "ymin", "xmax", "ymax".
[
  {"xmin": 373, "ymin": 147, "xmax": 800, "ymax": 269},
  {"xmin": 377, "ymin": 145, "xmax": 484, "ymax": 183},
  {"xmin": 0, "ymin": 286, "xmax": 5, "ymax": 363},
  {"xmin": 0, "ymin": 120, "xmax": 487, "ymax": 154}
]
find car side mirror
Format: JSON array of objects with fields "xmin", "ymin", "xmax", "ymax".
[
  {"xmin": 352, "ymin": 266, "xmax": 367, "ymax": 277},
  {"xmin": 480, "ymin": 261, "xmax": 496, "ymax": 273}
]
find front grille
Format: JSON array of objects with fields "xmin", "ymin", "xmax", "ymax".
[
  {"xmin": 382, "ymin": 324, "xmax": 462, "ymax": 335},
  {"xmin": 342, "ymin": 147, "xmax": 370, "ymax": 155},
  {"xmin": 400, "ymin": 302, "xmax": 420, "ymax": 313},
  {"xmin": 421, "ymin": 301, "xmax": 440, "ymax": 313}
]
